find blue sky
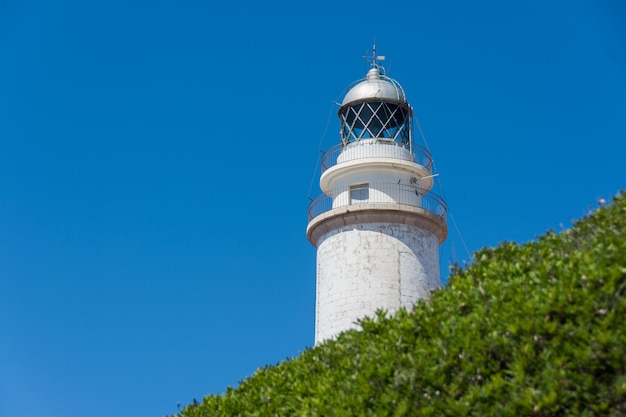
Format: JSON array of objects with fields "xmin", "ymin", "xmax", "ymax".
[{"xmin": 1, "ymin": 1, "xmax": 624, "ymax": 416}]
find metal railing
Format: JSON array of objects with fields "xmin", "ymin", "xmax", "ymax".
[
  {"xmin": 321, "ymin": 141, "xmax": 433, "ymax": 173},
  {"xmin": 308, "ymin": 182, "xmax": 447, "ymax": 222}
]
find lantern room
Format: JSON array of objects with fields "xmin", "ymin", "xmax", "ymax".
[{"xmin": 338, "ymin": 66, "xmax": 412, "ymax": 147}]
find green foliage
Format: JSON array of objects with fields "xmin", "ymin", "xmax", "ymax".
[{"xmin": 175, "ymin": 192, "xmax": 626, "ymax": 416}]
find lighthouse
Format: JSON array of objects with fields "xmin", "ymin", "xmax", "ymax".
[{"xmin": 307, "ymin": 49, "xmax": 448, "ymax": 344}]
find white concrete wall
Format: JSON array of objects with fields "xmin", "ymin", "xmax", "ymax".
[
  {"xmin": 315, "ymin": 222, "xmax": 440, "ymax": 344},
  {"xmin": 336, "ymin": 140, "xmax": 414, "ymax": 164},
  {"xmin": 332, "ymin": 181, "xmax": 423, "ymax": 209}
]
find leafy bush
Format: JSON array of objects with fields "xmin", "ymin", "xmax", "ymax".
[{"xmin": 176, "ymin": 192, "xmax": 626, "ymax": 416}]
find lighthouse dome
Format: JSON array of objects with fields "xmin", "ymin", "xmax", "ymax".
[{"xmin": 341, "ymin": 67, "xmax": 406, "ymax": 105}]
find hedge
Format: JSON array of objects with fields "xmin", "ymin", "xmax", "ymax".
[{"xmin": 175, "ymin": 192, "xmax": 625, "ymax": 416}]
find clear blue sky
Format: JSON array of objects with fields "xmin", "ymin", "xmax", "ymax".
[{"xmin": 1, "ymin": 1, "xmax": 624, "ymax": 416}]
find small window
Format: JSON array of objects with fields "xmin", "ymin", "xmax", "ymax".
[{"xmin": 350, "ymin": 183, "xmax": 369, "ymax": 203}]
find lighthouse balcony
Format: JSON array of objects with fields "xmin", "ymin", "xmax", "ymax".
[
  {"xmin": 308, "ymin": 182, "xmax": 446, "ymax": 222},
  {"xmin": 321, "ymin": 140, "xmax": 433, "ymax": 173}
]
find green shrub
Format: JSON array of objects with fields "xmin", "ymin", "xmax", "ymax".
[{"xmin": 176, "ymin": 192, "xmax": 626, "ymax": 416}]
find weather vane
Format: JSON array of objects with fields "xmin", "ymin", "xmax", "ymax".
[{"xmin": 362, "ymin": 42, "xmax": 386, "ymax": 68}]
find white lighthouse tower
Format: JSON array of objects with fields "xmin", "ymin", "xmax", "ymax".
[{"xmin": 307, "ymin": 49, "xmax": 448, "ymax": 344}]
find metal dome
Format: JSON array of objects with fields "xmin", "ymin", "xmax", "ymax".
[{"xmin": 341, "ymin": 67, "xmax": 406, "ymax": 106}]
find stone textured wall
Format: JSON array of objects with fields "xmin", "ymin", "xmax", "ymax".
[{"xmin": 315, "ymin": 222, "xmax": 440, "ymax": 343}]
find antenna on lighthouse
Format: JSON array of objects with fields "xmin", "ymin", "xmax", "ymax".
[{"xmin": 363, "ymin": 43, "xmax": 386, "ymax": 68}]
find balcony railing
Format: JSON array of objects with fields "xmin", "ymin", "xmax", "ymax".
[
  {"xmin": 308, "ymin": 182, "xmax": 447, "ymax": 222},
  {"xmin": 321, "ymin": 141, "xmax": 433, "ymax": 173}
]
